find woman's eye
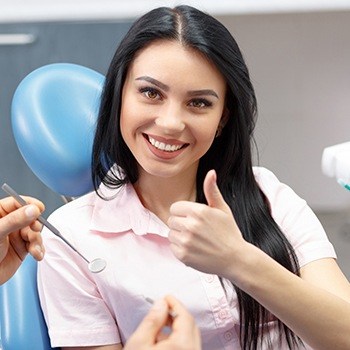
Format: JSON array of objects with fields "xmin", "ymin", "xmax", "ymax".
[
  {"xmin": 140, "ymin": 87, "xmax": 161, "ymax": 100},
  {"xmin": 189, "ymin": 99, "xmax": 212, "ymax": 108}
]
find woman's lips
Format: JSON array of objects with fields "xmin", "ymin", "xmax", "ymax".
[{"xmin": 143, "ymin": 133, "xmax": 189, "ymax": 159}]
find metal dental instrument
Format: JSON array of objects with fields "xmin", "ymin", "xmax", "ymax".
[
  {"xmin": 2, "ymin": 183, "xmax": 106, "ymax": 273},
  {"xmin": 144, "ymin": 296, "xmax": 177, "ymax": 319}
]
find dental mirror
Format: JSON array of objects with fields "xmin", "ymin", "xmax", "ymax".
[
  {"xmin": 2, "ymin": 183, "xmax": 106, "ymax": 273},
  {"xmin": 88, "ymin": 258, "xmax": 107, "ymax": 273}
]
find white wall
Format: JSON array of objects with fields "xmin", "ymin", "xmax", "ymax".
[
  {"xmin": 218, "ymin": 11, "xmax": 350, "ymax": 211},
  {"xmin": 2, "ymin": 0, "xmax": 350, "ymax": 23}
]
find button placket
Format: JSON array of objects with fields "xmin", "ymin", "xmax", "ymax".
[
  {"xmin": 224, "ymin": 330, "xmax": 233, "ymax": 341},
  {"xmin": 219, "ymin": 309, "xmax": 229, "ymax": 320},
  {"xmin": 204, "ymin": 274, "xmax": 215, "ymax": 283},
  {"xmin": 199, "ymin": 272, "xmax": 239, "ymax": 349}
]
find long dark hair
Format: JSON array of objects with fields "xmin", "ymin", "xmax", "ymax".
[{"xmin": 92, "ymin": 5, "xmax": 303, "ymax": 349}]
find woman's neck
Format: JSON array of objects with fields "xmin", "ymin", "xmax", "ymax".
[{"xmin": 133, "ymin": 170, "xmax": 197, "ymax": 224}]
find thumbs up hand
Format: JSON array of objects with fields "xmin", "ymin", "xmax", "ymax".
[
  {"xmin": 168, "ymin": 170, "xmax": 247, "ymax": 279},
  {"xmin": 203, "ymin": 169, "xmax": 231, "ymax": 213}
]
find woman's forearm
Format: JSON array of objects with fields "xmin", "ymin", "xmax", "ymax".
[{"xmin": 228, "ymin": 244, "xmax": 350, "ymax": 350}]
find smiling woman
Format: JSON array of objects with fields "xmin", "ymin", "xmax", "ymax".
[
  {"xmin": 36, "ymin": 5, "xmax": 350, "ymax": 350},
  {"xmin": 120, "ymin": 40, "xmax": 226, "ymax": 182}
]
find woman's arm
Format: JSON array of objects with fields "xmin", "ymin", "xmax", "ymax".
[
  {"xmin": 230, "ymin": 245, "xmax": 350, "ymax": 350},
  {"xmin": 168, "ymin": 170, "xmax": 350, "ymax": 349}
]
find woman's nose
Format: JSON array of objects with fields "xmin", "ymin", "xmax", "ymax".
[{"xmin": 154, "ymin": 104, "xmax": 185, "ymax": 134}]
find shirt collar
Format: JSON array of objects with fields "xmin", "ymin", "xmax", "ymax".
[{"xmin": 89, "ymin": 182, "xmax": 170, "ymax": 237}]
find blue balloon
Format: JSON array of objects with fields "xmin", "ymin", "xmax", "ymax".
[{"xmin": 11, "ymin": 63, "xmax": 105, "ymax": 197}]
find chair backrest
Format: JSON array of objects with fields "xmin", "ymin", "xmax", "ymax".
[
  {"xmin": 0, "ymin": 63, "xmax": 104, "ymax": 350},
  {"xmin": 0, "ymin": 257, "xmax": 53, "ymax": 350},
  {"xmin": 11, "ymin": 63, "xmax": 104, "ymax": 197}
]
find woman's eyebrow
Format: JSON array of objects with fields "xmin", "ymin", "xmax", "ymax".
[
  {"xmin": 135, "ymin": 76, "xmax": 169, "ymax": 91},
  {"xmin": 135, "ymin": 76, "xmax": 219, "ymax": 98},
  {"xmin": 187, "ymin": 89, "xmax": 219, "ymax": 99}
]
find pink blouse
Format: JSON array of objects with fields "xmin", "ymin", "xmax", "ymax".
[{"xmin": 37, "ymin": 167, "xmax": 335, "ymax": 349}]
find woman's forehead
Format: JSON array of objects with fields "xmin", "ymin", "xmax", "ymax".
[{"xmin": 127, "ymin": 40, "xmax": 226, "ymax": 91}]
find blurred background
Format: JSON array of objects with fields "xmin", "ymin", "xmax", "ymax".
[{"xmin": 1, "ymin": 0, "xmax": 350, "ymax": 277}]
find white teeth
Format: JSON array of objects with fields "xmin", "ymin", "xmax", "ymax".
[{"xmin": 148, "ymin": 136, "xmax": 183, "ymax": 152}]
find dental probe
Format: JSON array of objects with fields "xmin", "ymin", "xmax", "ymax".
[{"xmin": 2, "ymin": 183, "xmax": 106, "ymax": 273}]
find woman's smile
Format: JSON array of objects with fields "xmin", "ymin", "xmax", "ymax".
[
  {"xmin": 143, "ymin": 133, "xmax": 189, "ymax": 159},
  {"xmin": 147, "ymin": 135, "xmax": 186, "ymax": 153},
  {"xmin": 120, "ymin": 39, "xmax": 226, "ymax": 179}
]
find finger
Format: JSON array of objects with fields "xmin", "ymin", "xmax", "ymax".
[
  {"xmin": 8, "ymin": 230, "xmax": 28, "ymax": 261},
  {"xmin": 26, "ymin": 230, "xmax": 45, "ymax": 261},
  {"xmin": 169, "ymin": 201, "xmax": 206, "ymax": 218},
  {"xmin": 164, "ymin": 295, "xmax": 200, "ymax": 343},
  {"xmin": 0, "ymin": 205, "xmax": 41, "ymax": 241},
  {"xmin": 167, "ymin": 215, "xmax": 192, "ymax": 232},
  {"xmin": 126, "ymin": 299, "xmax": 169, "ymax": 346},
  {"xmin": 168, "ymin": 230, "xmax": 189, "ymax": 262},
  {"xmin": 0, "ymin": 196, "xmax": 45, "ymax": 214},
  {"xmin": 203, "ymin": 170, "xmax": 230, "ymax": 213},
  {"xmin": 30, "ymin": 218, "xmax": 43, "ymax": 232},
  {"xmin": 164, "ymin": 295, "xmax": 191, "ymax": 324}
]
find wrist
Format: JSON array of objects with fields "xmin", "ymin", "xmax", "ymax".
[{"xmin": 222, "ymin": 242, "xmax": 270, "ymax": 291}]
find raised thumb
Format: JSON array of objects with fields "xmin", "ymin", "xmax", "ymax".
[{"xmin": 203, "ymin": 170, "xmax": 229, "ymax": 212}]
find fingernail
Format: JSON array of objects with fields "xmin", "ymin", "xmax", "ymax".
[
  {"xmin": 35, "ymin": 245, "xmax": 44, "ymax": 258},
  {"xmin": 25, "ymin": 205, "xmax": 38, "ymax": 219}
]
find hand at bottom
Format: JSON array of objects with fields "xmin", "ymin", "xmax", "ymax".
[{"xmin": 124, "ymin": 295, "xmax": 201, "ymax": 350}]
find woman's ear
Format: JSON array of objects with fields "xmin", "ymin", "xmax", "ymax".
[{"xmin": 216, "ymin": 108, "xmax": 229, "ymax": 137}]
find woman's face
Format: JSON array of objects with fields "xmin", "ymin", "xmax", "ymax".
[{"xmin": 120, "ymin": 40, "xmax": 227, "ymax": 180}]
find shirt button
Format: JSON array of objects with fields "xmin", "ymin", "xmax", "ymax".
[
  {"xmin": 205, "ymin": 275, "xmax": 215, "ymax": 283},
  {"xmin": 224, "ymin": 331, "xmax": 233, "ymax": 341},
  {"xmin": 219, "ymin": 310, "xmax": 228, "ymax": 319}
]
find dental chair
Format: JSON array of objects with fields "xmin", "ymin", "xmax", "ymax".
[{"xmin": 0, "ymin": 63, "xmax": 104, "ymax": 350}]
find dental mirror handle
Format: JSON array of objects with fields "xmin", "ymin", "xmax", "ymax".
[{"xmin": 1, "ymin": 183, "xmax": 90, "ymax": 264}]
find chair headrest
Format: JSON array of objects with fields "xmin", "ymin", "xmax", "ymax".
[{"xmin": 11, "ymin": 63, "xmax": 105, "ymax": 197}]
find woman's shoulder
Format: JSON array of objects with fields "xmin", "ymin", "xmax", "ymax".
[
  {"xmin": 252, "ymin": 168, "xmax": 336, "ymax": 266},
  {"xmin": 253, "ymin": 166, "xmax": 286, "ymax": 193},
  {"xmin": 252, "ymin": 166, "xmax": 306, "ymax": 213},
  {"xmin": 47, "ymin": 183, "xmax": 125, "ymax": 223},
  {"xmin": 47, "ymin": 190, "xmax": 97, "ymax": 223},
  {"xmin": 253, "ymin": 166, "xmax": 280, "ymax": 183}
]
